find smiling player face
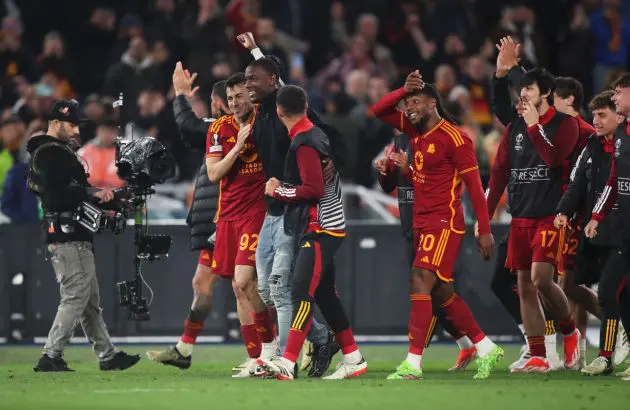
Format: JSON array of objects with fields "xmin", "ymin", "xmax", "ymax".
[{"xmin": 227, "ymin": 83, "xmax": 254, "ymax": 124}]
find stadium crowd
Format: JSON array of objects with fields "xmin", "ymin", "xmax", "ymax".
[{"xmin": 1, "ymin": 0, "xmax": 630, "ymax": 223}]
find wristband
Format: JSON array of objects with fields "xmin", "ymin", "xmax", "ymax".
[{"xmin": 251, "ymin": 48, "xmax": 264, "ymax": 60}]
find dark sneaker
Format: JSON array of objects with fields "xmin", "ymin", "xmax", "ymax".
[
  {"xmin": 33, "ymin": 354, "xmax": 74, "ymax": 372},
  {"xmin": 100, "ymin": 351, "xmax": 141, "ymax": 371},
  {"xmin": 146, "ymin": 346, "xmax": 191, "ymax": 370},
  {"xmin": 308, "ymin": 331, "xmax": 341, "ymax": 377}
]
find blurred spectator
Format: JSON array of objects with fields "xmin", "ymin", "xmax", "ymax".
[
  {"xmin": 462, "ymin": 55, "xmax": 493, "ymax": 132},
  {"xmin": 147, "ymin": 0, "xmax": 182, "ymax": 53},
  {"xmin": 322, "ymin": 91, "xmax": 360, "ymax": 181},
  {"xmin": 254, "ymin": 17, "xmax": 287, "ymax": 69},
  {"xmin": 181, "ymin": 0, "xmax": 231, "ymax": 79},
  {"xmin": 0, "ymin": 114, "xmax": 38, "ymax": 222},
  {"xmin": 77, "ymin": 117, "xmax": 124, "ymax": 189},
  {"xmin": 0, "ymin": 16, "xmax": 35, "ymax": 107},
  {"xmin": 434, "ymin": 64, "xmax": 470, "ymax": 112},
  {"xmin": 557, "ymin": 2, "xmax": 592, "ymax": 105},
  {"xmin": 331, "ymin": 9, "xmax": 398, "ymax": 84},
  {"xmin": 12, "ymin": 80, "xmax": 55, "ymax": 125},
  {"xmin": 109, "ymin": 13, "xmax": 144, "ymax": 64},
  {"xmin": 0, "ymin": 114, "xmax": 26, "ymax": 196},
  {"xmin": 492, "ymin": 4, "xmax": 545, "ymax": 69},
  {"xmin": 152, "ymin": 40, "xmax": 176, "ymax": 94},
  {"xmin": 589, "ymin": 0, "xmax": 630, "ymax": 93},
  {"xmin": 79, "ymin": 7, "xmax": 117, "ymax": 94},
  {"xmin": 316, "ymin": 35, "xmax": 382, "ymax": 90},
  {"xmin": 345, "ymin": 70, "xmax": 370, "ymax": 104},
  {"xmin": 78, "ymin": 94, "xmax": 108, "ymax": 144},
  {"xmin": 35, "ymin": 31, "xmax": 76, "ymax": 91},
  {"xmin": 349, "ymin": 75, "xmax": 395, "ymax": 187},
  {"xmin": 103, "ymin": 36, "xmax": 161, "ymax": 122},
  {"xmin": 225, "ymin": 0, "xmax": 260, "ymax": 52}
]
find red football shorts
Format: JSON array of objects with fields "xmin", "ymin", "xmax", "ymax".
[
  {"xmin": 413, "ymin": 228, "xmax": 463, "ymax": 282},
  {"xmin": 212, "ymin": 211, "xmax": 265, "ymax": 278},
  {"xmin": 198, "ymin": 249, "xmax": 214, "ymax": 267},
  {"xmin": 558, "ymin": 225, "xmax": 580, "ymax": 274},
  {"xmin": 506, "ymin": 217, "xmax": 561, "ymax": 271}
]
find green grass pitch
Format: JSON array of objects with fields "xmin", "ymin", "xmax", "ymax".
[{"xmin": 1, "ymin": 344, "xmax": 629, "ymax": 410}]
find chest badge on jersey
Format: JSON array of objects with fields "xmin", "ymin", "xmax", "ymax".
[
  {"xmin": 615, "ymin": 138, "xmax": 622, "ymax": 158},
  {"xmin": 239, "ymin": 143, "xmax": 259, "ymax": 163},
  {"xmin": 515, "ymin": 133, "xmax": 524, "ymax": 151},
  {"xmin": 414, "ymin": 151, "xmax": 424, "ymax": 171},
  {"xmin": 427, "ymin": 143, "xmax": 435, "ymax": 154}
]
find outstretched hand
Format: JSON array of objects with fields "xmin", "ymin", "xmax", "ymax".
[{"xmin": 173, "ymin": 61, "xmax": 199, "ymax": 97}]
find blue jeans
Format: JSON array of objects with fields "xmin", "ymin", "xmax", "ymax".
[{"xmin": 256, "ymin": 214, "xmax": 328, "ymax": 352}]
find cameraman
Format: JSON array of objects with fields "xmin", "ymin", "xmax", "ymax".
[{"xmin": 28, "ymin": 100, "xmax": 140, "ymax": 372}]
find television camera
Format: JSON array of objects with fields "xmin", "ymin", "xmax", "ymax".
[{"xmin": 76, "ymin": 94, "xmax": 176, "ymax": 321}]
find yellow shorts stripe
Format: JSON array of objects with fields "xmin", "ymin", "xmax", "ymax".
[{"xmin": 434, "ymin": 229, "xmax": 451, "ymax": 266}]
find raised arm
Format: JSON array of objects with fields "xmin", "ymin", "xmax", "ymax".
[{"xmin": 372, "ymin": 88, "xmax": 417, "ymax": 136}]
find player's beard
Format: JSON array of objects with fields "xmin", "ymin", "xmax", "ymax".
[
  {"xmin": 60, "ymin": 129, "xmax": 80, "ymax": 150},
  {"xmin": 415, "ymin": 113, "xmax": 430, "ymax": 132},
  {"xmin": 237, "ymin": 107, "xmax": 254, "ymax": 125}
]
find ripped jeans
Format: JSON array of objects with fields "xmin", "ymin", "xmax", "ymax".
[{"xmin": 256, "ymin": 214, "xmax": 328, "ymax": 352}]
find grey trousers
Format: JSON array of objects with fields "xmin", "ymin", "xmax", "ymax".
[{"xmin": 43, "ymin": 242, "xmax": 116, "ymax": 361}]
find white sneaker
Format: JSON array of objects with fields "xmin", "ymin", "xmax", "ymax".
[
  {"xmin": 256, "ymin": 356, "xmax": 295, "ymax": 380},
  {"xmin": 322, "ymin": 358, "xmax": 368, "ymax": 380},
  {"xmin": 614, "ymin": 323, "xmax": 630, "ymax": 366},
  {"xmin": 509, "ymin": 344, "xmax": 530, "ymax": 371},
  {"xmin": 261, "ymin": 338, "xmax": 280, "ymax": 359},
  {"xmin": 232, "ymin": 358, "xmax": 249, "ymax": 373},
  {"xmin": 232, "ymin": 358, "xmax": 257, "ymax": 378}
]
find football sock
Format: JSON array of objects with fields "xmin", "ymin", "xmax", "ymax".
[
  {"xmin": 283, "ymin": 317, "xmax": 313, "ymax": 363},
  {"xmin": 180, "ymin": 319, "xmax": 204, "ymax": 353},
  {"xmin": 253, "ymin": 309, "xmax": 275, "ymax": 343},
  {"xmin": 599, "ymin": 318, "xmax": 618, "ymax": 359},
  {"xmin": 440, "ymin": 294, "xmax": 485, "ymax": 343},
  {"xmin": 579, "ymin": 337, "xmax": 587, "ymax": 356},
  {"xmin": 528, "ymin": 336, "xmax": 546, "ymax": 358},
  {"xmin": 344, "ymin": 350, "xmax": 363, "ymax": 365},
  {"xmin": 335, "ymin": 328, "xmax": 359, "ymax": 355},
  {"xmin": 474, "ymin": 337, "xmax": 497, "ymax": 358},
  {"xmin": 241, "ymin": 324, "xmax": 262, "ymax": 358},
  {"xmin": 406, "ymin": 353, "xmax": 422, "ymax": 370},
  {"xmin": 544, "ymin": 334, "xmax": 558, "ymax": 357},
  {"xmin": 557, "ymin": 317, "xmax": 576, "ymax": 335},
  {"xmin": 455, "ymin": 336, "xmax": 474, "ymax": 350},
  {"xmin": 409, "ymin": 294, "xmax": 433, "ymax": 356},
  {"xmin": 176, "ymin": 341, "xmax": 193, "ymax": 357}
]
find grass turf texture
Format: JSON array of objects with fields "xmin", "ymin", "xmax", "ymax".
[{"xmin": 1, "ymin": 344, "xmax": 628, "ymax": 410}]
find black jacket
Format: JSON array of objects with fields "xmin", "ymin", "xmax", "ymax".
[
  {"xmin": 252, "ymin": 90, "xmax": 347, "ymax": 216},
  {"xmin": 377, "ymin": 133, "xmax": 413, "ymax": 241},
  {"xmin": 26, "ymin": 135, "xmax": 93, "ymax": 243},
  {"xmin": 173, "ymin": 95, "xmax": 219, "ymax": 251},
  {"xmin": 556, "ymin": 135, "xmax": 620, "ymax": 247}
]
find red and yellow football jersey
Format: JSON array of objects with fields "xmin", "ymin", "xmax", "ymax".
[
  {"xmin": 205, "ymin": 115, "xmax": 266, "ymax": 222},
  {"xmin": 407, "ymin": 119, "xmax": 479, "ymax": 233}
]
